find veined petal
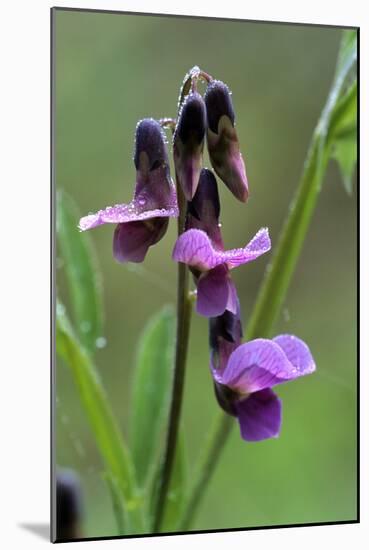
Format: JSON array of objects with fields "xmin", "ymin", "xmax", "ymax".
[
  {"xmin": 221, "ymin": 228, "xmax": 271, "ymax": 268},
  {"xmin": 235, "ymin": 388, "xmax": 282, "ymax": 442},
  {"xmin": 172, "ymin": 229, "xmax": 216, "ymax": 271},
  {"xmin": 220, "ymin": 336, "xmax": 315, "ymax": 394},
  {"xmin": 113, "ymin": 218, "xmax": 168, "ymax": 263},
  {"xmin": 273, "ymin": 334, "xmax": 316, "ymax": 376},
  {"xmin": 172, "ymin": 228, "xmax": 270, "ymax": 271}
]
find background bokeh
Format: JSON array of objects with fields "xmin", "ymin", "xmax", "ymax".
[{"xmin": 54, "ymin": 10, "xmax": 357, "ymax": 538}]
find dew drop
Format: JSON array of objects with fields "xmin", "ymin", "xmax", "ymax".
[{"xmin": 95, "ymin": 336, "xmax": 107, "ymax": 349}]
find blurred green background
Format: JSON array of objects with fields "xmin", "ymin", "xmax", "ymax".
[{"xmin": 54, "ymin": 9, "xmax": 357, "ymax": 538}]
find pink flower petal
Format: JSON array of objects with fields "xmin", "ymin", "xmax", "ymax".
[
  {"xmin": 219, "ymin": 336, "xmax": 315, "ymax": 394},
  {"xmin": 172, "ymin": 228, "xmax": 270, "ymax": 272}
]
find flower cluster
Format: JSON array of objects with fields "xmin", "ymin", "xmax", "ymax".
[{"xmin": 79, "ymin": 67, "xmax": 316, "ymax": 442}]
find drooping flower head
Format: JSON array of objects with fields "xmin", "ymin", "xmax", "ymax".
[
  {"xmin": 204, "ymin": 80, "xmax": 249, "ymax": 202},
  {"xmin": 173, "ymin": 169, "xmax": 270, "ymax": 317},
  {"xmin": 173, "ymin": 91, "xmax": 207, "ymax": 200},
  {"xmin": 79, "ymin": 118, "xmax": 178, "ymax": 263},
  {"xmin": 210, "ymin": 308, "xmax": 316, "ymax": 442}
]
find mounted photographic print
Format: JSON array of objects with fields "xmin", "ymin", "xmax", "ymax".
[{"xmin": 51, "ymin": 7, "xmax": 358, "ymax": 542}]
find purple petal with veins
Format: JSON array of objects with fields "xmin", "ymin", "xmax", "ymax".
[
  {"xmin": 235, "ymin": 388, "xmax": 282, "ymax": 442},
  {"xmin": 172, "ymin": 228, "xmax": 270, "ymax": 272},
  {"xmin": 218, "ymin": 336, "xmax": 316, "ymax": 394}
]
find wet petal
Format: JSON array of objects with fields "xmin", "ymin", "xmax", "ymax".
[
  {"xmin": 79, "ymin": 193, "xmax": 178, "ymax": 231},
  {"xmin": 220, "ymin": 336, "xmax": 315, "ymax": 394},
  {"xmin": 113, "ymin": 218, "xmax": 168, "ymax": 263},
  {"xmin": 235, "ymin": 388, "xmax": 282, "ymax": 442},
  {"xmin": 172, "ymin": 228, "xmax": 270, "ymax": 272},
  {"xmin": 221, "ymin": 228, "xmax": 271, "ymax": 268},
  {"xmin": 197, "ymin": 266, "xmax": 236, "ymax": 317},
  {"xmin": 79, "ymin": 117, "xmax": 178, "ymax": 233}
]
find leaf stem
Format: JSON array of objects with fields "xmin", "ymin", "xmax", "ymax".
[{"xmin": 152, "ymin": 182, "xmax": 193, "ymax": 532}]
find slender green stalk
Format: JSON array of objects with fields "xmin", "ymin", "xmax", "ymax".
[
  {"xmin": 152, "ymin": 182, "xmax": 193, "ymax": 532},
  {"xmin": 179, "ymin": 413, "xmax": 233, "ymax": 530},
  {"xmin": 178, "ymin": 31, "xmax": 357, "ymax": 530}
]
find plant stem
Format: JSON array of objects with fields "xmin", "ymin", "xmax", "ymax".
[
  {"xmin": 152, "ymin": 182, "xmax": 193, "ymax": 532},
  {"xmin": 179, "ymin": 413, "xmax": 233, "ymax": 530},
  {"xmin": 178, "ymin": 31, "xmax": 357, "ymax": 530}
]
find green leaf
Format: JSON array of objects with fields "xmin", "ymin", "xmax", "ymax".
[
  {"xmin": 333, "ymin": 132, "xmax": 357, "ymax": 194},
  {"xmin": 57, "ymin": 190, "xmax": 103, "ymax": 354},
  {"xmin": 335, "ymin": 30, "xmax": 357, "ymax": 78},
  {"xmin": 103, "ymin": 472, "xmax": 126, "ymax": 535},
  {"xmin": 56, "ymin": 304, "xmax": 144, "ymax": 533},
  {"xmin": 329, "ymin": 80, "xmax": 357, "ymax": 194},
  {"xmin": 130, "ymin": 306, "xmax": 175, "ymax": 487}
]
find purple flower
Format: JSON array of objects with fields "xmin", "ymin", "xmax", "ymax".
[
  {"xmin": 204, "ymin": 80, "xmax": 249, "ymax": 202},
  {"xmin": 173, "ymin": 91, "xmax": 207, "ymax": 200},
  {"xmin": 79, "ymin": 118, "xmax": 179, "ymax": 263},
  {"xmin": 210, "ymin": 309, "xmax": 316, "ymax": 442},
  {"xmin": 173, "ymin": 226, "xmax": 270, "ymax": 317}
]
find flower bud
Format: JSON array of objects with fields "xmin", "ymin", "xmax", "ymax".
[
  {"xmin": 204, "ymin": 80, "xmax": 249, "ymax": 202},
  {"xmin": 133, "ymin": 118, "xmax": 172, "ymax": 204},
  {"xmin": 174, "ymin": 91, "xmax": 206, "ymax": 200},
  {"xmin": 186, "ymin": 168, "xmax": 223, "ymax": 249}
]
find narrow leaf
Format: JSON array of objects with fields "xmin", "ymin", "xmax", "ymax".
[
  {"xmin": 57, "ymin": 190, "xmax": 103, "ymax": 354},
  {"xmin": 130, "ymin": 306, "xmax": 175, "ymax": 487},
  {"xmin": 333, "ymin": 133, "xmax": 356, "ymax": 194},
  {"xmin": 56, "ymin": 304, "xmax": 144, "ymax": 532},
  {"xmin": 103, "ymin": 473, "xmax": 126, "ymax": 535}
]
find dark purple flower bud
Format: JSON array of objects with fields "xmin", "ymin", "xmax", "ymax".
[
  {"xmin": 79, "ymin": 118, "xmax": 179, "ymax": 263},
  {"xmin": 173, "ymin": 91, "xmax": 206, "ymax": 200},
  {"xmin": 204, "ymin": 80, "xmax": 249, "ymax": 202},
  {"xmin": 186, "ymin": 168, "xmax": 223, "ymax": 250},
  {"xmin": 56, "ymin": 469, "xmax": 83, "ymax": 541}
]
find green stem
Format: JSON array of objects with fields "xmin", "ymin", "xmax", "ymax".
[
  {"xmin": 152, "ymin": 182, "xmax": 193, "ymax": 532},
  {"xmin": 178, "ymin": 31, "xmax": 356, "ymax": 530},
  {"xmin": 179, "ymin": 413, "xmax": 233, "ymax": 530}
]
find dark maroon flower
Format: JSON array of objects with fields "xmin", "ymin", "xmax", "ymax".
[
  {"xmin": 173, "ymin": 91, "xmax": 207, "ymax": 200},
  {"xmin": 79, "ymin": 118, "xmax": 178, "ymax": 263},
  {"xmin": 204, "ymin": 80, "xmax": 249, "ymax": 202}
]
